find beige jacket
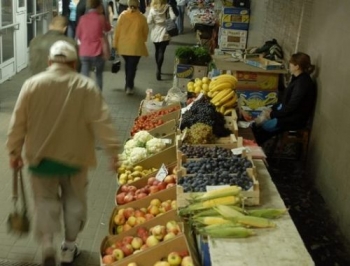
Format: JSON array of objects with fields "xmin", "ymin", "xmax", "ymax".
[{"xmin": 7, "ymin": 63, "xmax": 120, "ymax": 168}]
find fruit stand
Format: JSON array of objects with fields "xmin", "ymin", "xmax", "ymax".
[{"xmin": 98, "ymin": 71, "xmax": 314, "ymax": 266}]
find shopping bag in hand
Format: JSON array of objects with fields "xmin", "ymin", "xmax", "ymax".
[{"xmin": 7, "ymin": 169, "xmax": 30, "ymax": 236}]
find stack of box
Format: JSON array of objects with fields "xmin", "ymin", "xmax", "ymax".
[{"xmin": 218, "ymin": 4, "xmax": 250, "ymax": 50}]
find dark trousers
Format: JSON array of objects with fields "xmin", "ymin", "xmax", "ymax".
[
  {"xmin": 252, "ymin": 123, "xmax": 283, "ymax": 146},
  {"xmin": 154, "ymin": 41, "xmax": 169, "ymax": 72},
  {"xmin": 122, "ymin": 55, "xmax": 141, "ymax": 89}
]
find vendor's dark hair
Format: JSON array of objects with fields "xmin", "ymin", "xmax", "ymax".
[{"xmin": 289, "ymin": 52, "xmax": 315, "ymax": 74}]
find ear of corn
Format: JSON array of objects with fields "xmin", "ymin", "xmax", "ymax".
[
  {"xmin": 193, "ymin": 216, "xmax": 232, "ymax": 226},
  {"xmin": 200, "ymin": 226, "xmax": 255, "ymax": 238},
  {"xmin": 214, "ymin": 205, "xmax": 245, "ymax": 218},
  {"xmin": 236, "ymin": 215, "xmax": 276, "ymax": 228},
  {"xmin": 246, "ymin": 208, "xmax": 288, "ymax": 219},
  {"xmin": 183, "ymin": 195, "xmax": 239, "ymax": 213},
  {"xmin": 192, "ymin": 185, "xmax": 241, "ymax": 202},
  {"xmin": 199, "ymin": 223, "xmax": 241, "ymax": 232},
  {"xmin": 192, "ymin": 208, "xmax": 220, "ymax": 219}
]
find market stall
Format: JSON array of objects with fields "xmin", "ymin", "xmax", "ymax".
[{"xmin": 96, "ymin": 75, "xmax": 314, "ymax": 265}]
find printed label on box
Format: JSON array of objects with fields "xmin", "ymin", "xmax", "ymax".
[
  {"xmin": 221, "ymin": 22, "xmax": 250, "ymax": 30},
  {"xmin": 219, "ymin": 28, "xmax": 248, "ymax": 37}
]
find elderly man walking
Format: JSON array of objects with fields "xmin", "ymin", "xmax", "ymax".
[{"xmin": 6, "ymin": 40, "xmax": 120, "ymax": 266}]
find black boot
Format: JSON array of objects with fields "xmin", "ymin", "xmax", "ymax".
[{"xmin": 156, "ymin": 69, "xmax": 161, "ymax": 80}]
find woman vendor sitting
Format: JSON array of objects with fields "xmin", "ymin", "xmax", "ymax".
[{"xmin": 252, "ymin": 52, "xmax": 316, "ymax": 145}]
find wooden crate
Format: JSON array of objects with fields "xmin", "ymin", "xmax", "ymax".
[{"xmin": 176, "ymin": 168, "xmax": 259, "ymax": 208}]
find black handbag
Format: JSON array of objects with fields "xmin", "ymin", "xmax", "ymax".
[
  {"xmin": 166, "ymin": 8, "xmax": 178, "ymax": 37},
  {"xmin": 111, "ymin": 60, "xmax": 121, "ymax": 74}
]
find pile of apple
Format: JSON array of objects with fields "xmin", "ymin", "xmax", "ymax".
[
  {"xmin": 153, "ymin": 252, "xmax": 194, "ymax": 266},
  {"xmin": 113, "ymin": 198, "xmax": 177, "ymax": 234},
  {"xmin": 102, "ymin": 221, "xmax": 182, "ymax": 264},
  {"xmin": 125, "ymin": 251, "xmax": 192, "ymax": 266},
  {"xmin": 116, "ymin": 175, "xmax": 177, "ymax": 205}
]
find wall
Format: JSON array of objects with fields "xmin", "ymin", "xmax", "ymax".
[{"xmin": 249, "ymin": 0, "xmax": 350, "ymax": 241}]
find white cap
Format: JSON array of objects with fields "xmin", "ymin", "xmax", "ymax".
[{"xmin": 49, "ymin": 40, "xmax": 77, "ymax": 63}]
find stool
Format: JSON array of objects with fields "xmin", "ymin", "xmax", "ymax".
[{"xmin": 273, "ymin": 128, "xmax": 311, "ymax": 162}]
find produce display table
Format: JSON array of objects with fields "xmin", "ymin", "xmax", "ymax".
[{"xmin": 207, "ymin": 159, "xmax": 314, "ymax": 266}]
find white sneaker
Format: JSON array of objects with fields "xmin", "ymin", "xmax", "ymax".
[{"xmin": 61, "ymin": 244, "xmax": 80, "ymax": 263}]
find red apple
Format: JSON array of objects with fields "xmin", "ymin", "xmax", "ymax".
[
  {"xmin": 124, "ymin": 193, "xmax": 134, "ymax": 204},
  {"xmin": 149, "ymin": 185, "xmax": 159, "ymax": 194},
  {"xmin": 136, "ymin": 192, "xmax": 148, "ymax": 199},
  {"xmin": 157, "ymin": 182, "xmax": 167, "ymax": 191},
  {"xmin": 120, "ymin": 185, "xmax": 129, "ymax": 193},
  {"xmin": 128, "ymin": 185, "xmax": 137, "ymax": 192},
  {"xmin": 136, "ymin": 227, "xmax": 148, "ymax": 238},
  {"xmin": 116, "ymin": 192, "xmax": 126, "ymax": 205},
  {"xmin": 112, "ymin": 248, "xmax": 124, "ymax": 261},
  {"xmin": 152, "ymin": 179, "xmax": 160, "ymax": 186},
  {"xmin": 147, "ymin": 177, "xmax": 156, "ymax": 186},
  {"xmin": 121, "ymin": 243, "xmax": 134, "ymax": 256},
  {"xmin": 123, "ymin": 207, "xmax": 135, "ymax": 219},
  {"xmin": 134, "ymin": 209, "xmax": 145, "ymax": 218},
  {"xmin": 104, "ymin": 246, "xmax": 114, "ymax": 255},
  {"xmin": 140, "ymin": 244, "xmax": 148, "ymax": 251},
  {"xmin": 178, "ymin": 250, "xmax": 189, "ymax": 258},
  {"xmin": 144, "ymin": 213, "xmax": 155, "ymax": 221},
  {"xmin": 131, "ymin": 236, "xmax": 143, "ymax": 250},
  {"xmin": 167, "ymin": 251, "xmax": 182, "ymax": 265},
  {"xmin": 114, "ymin": 240, "xmax": 124, "ymax": 249},
  {"xmin": 122, "ymin": 236, "xmax": 134, "ymax": 244},
  {"xmin": 146, "ymin": 235, "xmax": 159, "ymax": 247},
  {"xmin": 164, "ymin": 174, "xmax": 176, "ymax": 184},
  {"xmin": 102, "ymin": 254, "xmax": 115, "ymax": 264}
]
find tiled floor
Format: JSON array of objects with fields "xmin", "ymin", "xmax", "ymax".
[{"xmin": 0, "ymin": 16, "xmax": 196, "ymax": 265}]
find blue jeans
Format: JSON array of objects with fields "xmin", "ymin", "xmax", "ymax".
[
  {"xmin": 176, "ymin": 5, "xmax": 185, "ymax": 34},
  {"xmin": 122, "ymin": 55, "xmax": 141, "ymax": 90},
  {"xmin": 80, "ymin": 56, "xmax": 105, "ymax": 90}
]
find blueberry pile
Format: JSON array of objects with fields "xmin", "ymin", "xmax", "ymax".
[
  {"xmin": 178, "ymin": 157, "xmax": 254, "ymax": 192},
  {"xmin": 180, "ymin": 145, "xmax": 234, "ymax": 159},
  {"xmin": 178, "ymin": 171, "xmax": 253, "ymax": 192}
]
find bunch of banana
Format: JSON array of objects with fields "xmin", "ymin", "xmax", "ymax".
[
  {"xmin": 207, "ymin": 74, "xmax": 238, "ymax": 115},
  {"xmin": 187, "ymin": 77, "xmax": 211, "ymax": 95},
  {"xmin": 117, "ymin": 165, "xmax": 158, "ymax": 184}
]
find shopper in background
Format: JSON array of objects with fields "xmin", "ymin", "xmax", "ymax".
[
  {"xmin": 6, "ymin": 40, "xmax": 119, "ymax": 266},
  {"xmin": 114, "ymin": 0, "xmax": 149, "ymax": 95},
  {"xmin": 62, "ymin": 0, "xmax": 87, "ymax": 38},
  {"xmin": 175, "ymin": 0, "xmax": 186, "ymax": 34},
  {"xmin": 76, "ymin": 0, "xmax": 112, "ymax": 90},
  {"xmin": 147, "ymin": 0, "xmax": 176, "ymax": 80},
  {"xmin": 252, "ymin": 52, "xmax": 316, "ymax": 145},
  {"xmin": 29, "ymin": 15, "xmax": 78, "ymax": 75}
]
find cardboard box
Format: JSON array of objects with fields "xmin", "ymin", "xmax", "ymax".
[
  {"xmin": 219, "ymin": 34, "xmax": 247, "ymax": 44},
  {"xmin": 219, "ymin": 28, "xmax": 248, "ymax": 37},
  {"xmin": 235, "ymin": 71, "xmax": 279, "ymax": 90},
  {"xmin": 175, "ymin": 64, "xmax": 208, "ymax": 79},
  {"xmin": 245, "ymin": 57, "xmax": 284, "ymax": 70},
  {"xmin": 176, "ymin": 167, "xmax": 260, "ymax": 207},
  {"xmin": 221, "ymin": 21, "xmax": 249, "ymax": 30},
  {"xmin": 222, "ymin": 6, "xmax": 250, "ymax": 16},
  {"xmin": 177, "ymin": 77, "xmax": 192, "ymax": 92},
  {"xmin": 100, "ymin": 234, "xmax": 199, "ymax": 266},
  {"xmin": 110, "ymin": 189, "xmax": 177, "ymax": 234},
  {"xmin": 237, "ymin": 90, "xmax": 278, "ymax": 121}
]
